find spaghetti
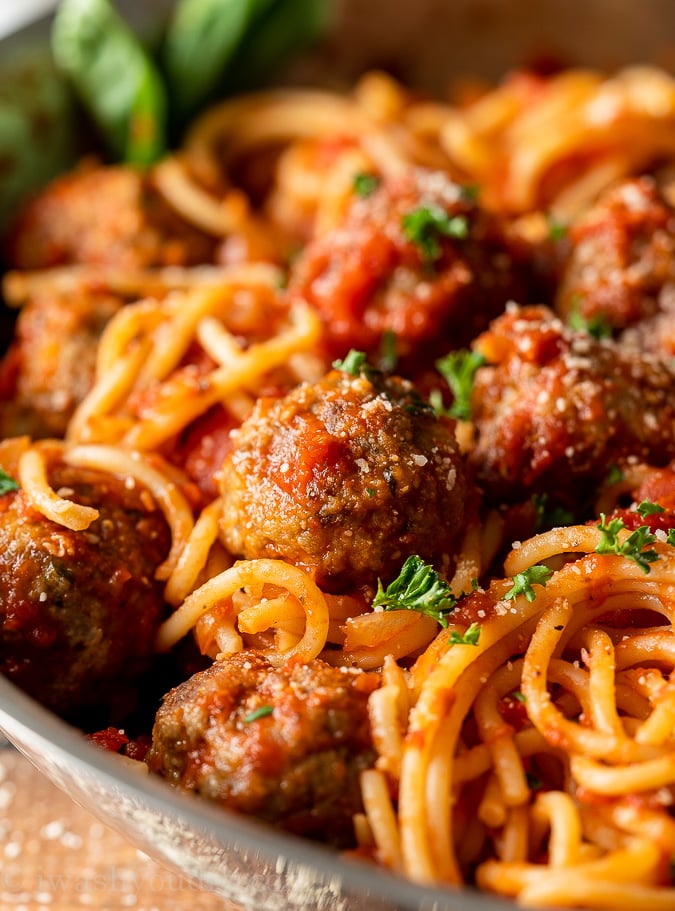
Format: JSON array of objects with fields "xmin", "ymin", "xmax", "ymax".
[{"xmin": 1, "ymin": 62, "xmax": 675, "ymax": 911}]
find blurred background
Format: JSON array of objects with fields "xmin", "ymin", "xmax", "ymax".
[{"xmin": 0, "ymin": 0, "xmax": 57, "ymax": 38}]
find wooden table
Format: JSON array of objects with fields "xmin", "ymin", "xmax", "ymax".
[{"xmin": 0, "ymin": 748, "xmax": 238, "ymax": 910}]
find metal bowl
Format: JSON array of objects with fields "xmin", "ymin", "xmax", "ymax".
[{"xmin": 1, "ymin": 2, "xmax": 674, "ymax": 908}]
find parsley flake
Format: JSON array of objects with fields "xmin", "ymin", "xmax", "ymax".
[
  {"xmin": 668, "ymin": 529, "xmax": 675, "ymax": 546},
  {"xmin": 373, "ymin": 555, "xmax": 458, "ymax": 628},
  {"xmin": 596, "ymin": 514, "xmax": 659, "ymax": 573},
  {"xmin": 243, "ymin": 705, "xmax": 274, "ymax": 723},
  {"xmin": 504, "ymin": 565, "xmax": 553, "ymax": 602},
  {"xmin": 606, "ymin": 463, "xmax": 625, "ymax": 486},
  {"xmin": 568, "ymin": 304, "xmax": 612, "ymax": 340},
  {"xmin": 511, "ymin": 690, "xmax": 527, "ymax": 703},
  {"xmin": 0, "ymin": 467, "xmax": 19, "ymax": 496},
  {"xmin": 526, "ymin": 771, "xmax": 543, "ymax": 791},
  {"xmin": 636, "ymin": 500, "xmax": 665, "ymax": 518},
  {"xmin": 402, "ymin": 205, "xmax": 469, "ymax": 262},
  {"xmin": 532, "ymin": 493, "xmax": 574, "ymax": 531},
  {"xmin": 460, "ymin": 183, "xmax": 481, "ymax": 202},
  {"xmin": 378, "ymin": 330, "xmax": 398, "ymax": 373},
  {"xmin": 435, "ymin": 349, "xmax": 486, "ymax": 422},
  {"xmin": 353, "ymin": 172, "xmax": 381, "ymax": 197},
  {"xmin": 449, "ymin": 622, "xmax": 481, "ymax": 646},
  {"xmin": 332, "ymin": 349, "xmax": 376, "ymax": 379},
  {"xmin": 547, "ymin": 215, "xmax": 568, "ymax": 241}
]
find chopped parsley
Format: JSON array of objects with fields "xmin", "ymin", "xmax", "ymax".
[
  {"xmin": 526, "ymin": 771, "xmax": 543, "ymax": 791},
  {"xmin": 243, "ymin": 705, "xmax": 274, "ymax": 723},
  {"xmin": 332, "ymin": 349, "xmax": 374, "ymax": 378},
  {"xmin": 353, "ymin": 172, "xmax": 381, "ymax": 197},
  {"xmin": 373, "ymin": 555, "xmax": 458, "ymax": 628},
  {"xmin": 378, "ymin": 330, "xmax": 398, "ymax": 373},
  {"xmin": 449, "ymin": 622, "xmax": 482, "ymax": 646},
  {"xmin": 547, "ymin": 214, "xmax": 568, "ymax": 241},
  {"xmin": 435, "ymin": 350, "xmax": 486, "ymax": 422},
  {"xmin": 460, "ymin": 183, "xmax": 481, "ymax": 202},
  {"xmin": 668, "ymin": 529, "xmax": 675, "ymax": 546},
  {"xmin": 333, "ymin": 349, "xmax": 395, "ymax": 390},
  {"xmin": 402, "ymin": 205, "xmax": 469, "ymax": 262},
  {"xmin": 511, "ymin": 690, "xmax": 527, "ymax": 703},
  {"xmin": 0, "ymin": 467, "xmax": 19, "ymax": 495},
  {"xmin": 568, "ymin": 302, "xmax": 612, "ymax": 340},
  {"xmin": 596, "ymin": 514, "xmax": 659, "ymax": 573},
  {"xmin": 428, "ymin": 388, "xmax": 446, "ymax": 417},
  {"xmin": 605, "ymin": 463, "xmax": 624, "ymax": 486},
  {"xmin": 532, "ymin": 493, "xmax": 574, "ymax": 531},
  {"xmin": 504, "ymin": 565, "xmax": 553, "ymax": 602},
  {"xmin": 636, "ymin": 500, "xmax": 665, "ymax": 518}
]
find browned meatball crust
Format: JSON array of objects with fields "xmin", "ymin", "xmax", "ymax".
[
  {"xmin": 469, "ymin": 304, "xmax": 675, "ymax": 503},
  {"xmin": 0, "ymin": 289, "xmax": 122, "ymax": 439},
  {"xmin": 146, "ymin": 651, "xmax": 378, "ymax": 845},
  {"xmin": 619, "ymin": 306, "xmax": 675, "ymax": 359},
  {"xmin": 287, "ymin": 167, "xmax": 530, "ymax": 366},
  {"xmin": 6, "ymin": 162, "xmax": 215, "ymax": 270},
  {"xmin": 219, "ymin": 367, "xmax": 468, "ymax": 589},
  {"xmin": 0, "ymin": 463, "xmax": 170, "ymax": 717},
  {"xmin": 556, "ymin": 176, "xmax": 675, "ymax": 331}
]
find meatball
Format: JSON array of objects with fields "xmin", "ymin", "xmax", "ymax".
[
  {"xmin": 0, "ymin": 288, "xmax": 122, "ymax": 439},
  {"xmin": 469, "ymin": 304, "xmax": 675, "ymax": 504},
  {"xmin": 146, "ymin": 651, "xmax": 378, "ymax": 845},
  {"xmin": 556, "ymin": 176, "xmax": 675, "ymax": 331},
  {"xmin": 287, "ymin": 167, "xmax": 530, "ymax": 366},
  {"xmin": 5, "ymin": 162, "xmax": 215, "ymax": 270},
  {"xmin": 219, "ymin": 366, "xmax": 468, "ymax": 589},
  {"xmin": 619, "ymin": 306, "xmax": 675, "ymax": 360},
  {"xmin": 0, "ymin": 463, "xmax": 170, "ymax": 718}
]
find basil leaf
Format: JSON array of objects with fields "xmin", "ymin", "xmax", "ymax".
[
  {"xmin": 0, "ymin": 468, "xmax": 19, "ymax": 496},
  {"xmin": 52, "ymin": 0, "xmax": 167, "ymax": 166},
  {"xmin": 225, "ymin": 0, "xmax": 332, "ymax": 93},
  {"xmin": 162, "ymin": 0, "xmax": 274, "ymax": 122}
]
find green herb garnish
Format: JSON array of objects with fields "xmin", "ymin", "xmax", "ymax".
[
  {"xmin": 243, "ymin": 705, "xmax": 274, "ymax": 723},
  {"xmin": 0, "ymin": 468, "xmax": 19, "ymax": 496},
  {"xmin": 526, "ymin": 772, "xmax": 543, "ymax": 791},
  {"xmin": 378, "ymin": 330, "xmax": 398, "ymax": 373},
  {"xmin": 547, "ymin": 214, "xmax": 568, "ymax": 241},
  {"xmin": 52, "ymin": 0, "xmax": 327, "ymax": 162},
  {"xmin": 448, "ymin": 622, "xmax": 481, "ymax": 646},
  {"xmin": 511, "ymin": 690, "xmax": 527, "ymax": 703},
  {"xmin": 596, "ymin": 514, "xmax": 659, "ymax": 573},
  {"xmin": 373, "ymin": 555, "xmax": 458, "ymax": 628},
  {"xmin": 504, "ymin": 565, "xmax": 553, "ymax": 602},
  {"xmin": 52, "ymin": 0, "xmax": 168, "ymax": 166},
  {"xmin": 606, "ymin": 463, "xmax": 625, "ymax": 486},
  {"xmin": 460, "ymin": 183, "xmax": 481, "ymax": 202},
  {"xmin": 636, "ymin": 500, "xmax": 665, "ymax": 518},
  {"xmin": 532, "ymin": 493, "xmax": 574, "ymax": 531},
  {"xmin": 435, "ymin": 350, "xmax": 486, "ymax": 422},
  {"xmin": 353, "ymin": 172, "xmax": 381, "ymax": 198},
  {"xmin": 668, "ymin": 529, "xmax": 675, "ymax": 546},
  {"xmin": 333, "ymin": 349, "xmax": 369, "ymax": 376},
  {"xmin": 163, "ymin": 0, "xmax": 277, "ymax": 122},
  {"xmin": 568, "ymin": 303, "xmax": 612, "ymax": 340},
  {"xmin": 402, "ymin": 205, "xmax": 469, "ymax": 261}
]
